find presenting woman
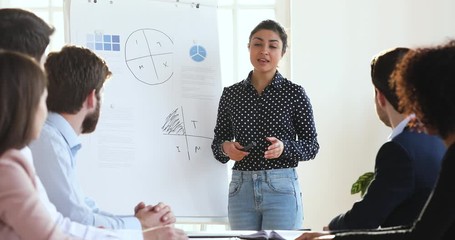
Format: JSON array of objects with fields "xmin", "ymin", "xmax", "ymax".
[{"xmin": 211, "ymin": 19, "xmax": 319, "ymax": 230}]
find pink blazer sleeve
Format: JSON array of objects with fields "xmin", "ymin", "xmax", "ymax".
[{"xmin": 0, "ymin": 149, "xmax": 73, "ymax": 240}]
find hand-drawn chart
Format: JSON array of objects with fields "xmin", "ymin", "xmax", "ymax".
[
  {"xmin": 69, "ymin": 0, "xmax": 228, "ymax": 218},
  {"xmin": 125, "ymin": 28, "xmax": 174, "ymax": 85},
  {"xmin": 161, "ymin": 106, "xmax": 213, "ymax": 160}
]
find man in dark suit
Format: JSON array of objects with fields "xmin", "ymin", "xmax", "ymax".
[{"xmin": 326, "ymin": 47, "xmax": 446, "ymax": 231}]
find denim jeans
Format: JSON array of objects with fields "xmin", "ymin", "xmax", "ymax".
[{"xmin": 228, "ymin": 168, "xmax": 303, "ymax": 230}]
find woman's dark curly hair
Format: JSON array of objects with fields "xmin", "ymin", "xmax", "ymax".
[{"xmin": 392, "ymin": 40, "xmax": 455, "ymax": 139}]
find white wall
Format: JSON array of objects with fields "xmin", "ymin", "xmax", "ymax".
[{"xmin": 291, "ymin": 0, "xmax": 455, "ymax": 230}]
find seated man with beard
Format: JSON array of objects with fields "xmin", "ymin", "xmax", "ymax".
[{"xmin": 30, "ymin": 46, "xmax": 177, "ymax": 233}]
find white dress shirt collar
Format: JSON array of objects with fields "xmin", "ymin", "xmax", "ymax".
[{"xmin": 389, "ymin": 114, "xmax": 416, "ymax": 140}]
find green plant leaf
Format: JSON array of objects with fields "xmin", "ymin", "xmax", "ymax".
[{"xmin": 351, "ymin": 172, "xmax": 374, "ymax": 197}]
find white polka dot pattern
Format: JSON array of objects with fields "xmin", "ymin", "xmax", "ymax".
[{"xmin": 211, "ymin": 71, "xmax": 319, "ymax": 170}]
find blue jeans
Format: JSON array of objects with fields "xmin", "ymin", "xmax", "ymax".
[{"xmin": 228, "ymin": 168, "xmax": 303, "ymax": 230}]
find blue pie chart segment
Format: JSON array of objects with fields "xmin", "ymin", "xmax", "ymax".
[{"xmin": 190, "ymin": 45, "xmax": 207, "ymax": 62}]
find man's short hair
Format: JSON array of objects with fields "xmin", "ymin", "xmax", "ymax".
[
  {"xmin": 45, "ymin": 45, "xmax": 111, "ymax": 114},
  {"xmin": 371, "ymin": 47, "xmax": 410, "ymax": 111},
  {"xmin": 0, "ymin": 8, "xmax": 54, "ymax": 61}
]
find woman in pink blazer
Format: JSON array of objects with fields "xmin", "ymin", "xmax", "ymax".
[{"xmin": 0, "ymin": 50, "xmax": 73, "ymax": 240}]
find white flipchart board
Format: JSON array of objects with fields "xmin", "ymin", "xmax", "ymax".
[{"xmin": 65, "ymin": 0, "xmax": 228, "ymax": 219}]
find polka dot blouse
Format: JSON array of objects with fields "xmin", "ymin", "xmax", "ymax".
[{"xmin": 211, "ymin": 71, "xmax": 320, "ymax": 171}]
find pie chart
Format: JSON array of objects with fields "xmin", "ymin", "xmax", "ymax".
[
  {"xmin": 190, "ymin": 45, "xmax": 207, "ymax": 62},
  {"xmin": 125, "ymin": 28, "xmax": 174, "ymax": 85}
]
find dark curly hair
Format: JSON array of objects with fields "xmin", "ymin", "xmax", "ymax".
[{"xmin": 392, "ymin": 40, "xmax": 455, "ymax": 139}]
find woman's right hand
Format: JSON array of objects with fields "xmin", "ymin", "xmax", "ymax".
[{"xmin": 222, "ymin": 141, "xmax": 249, "ymax": 161}]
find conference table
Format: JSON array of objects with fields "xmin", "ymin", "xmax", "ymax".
[{"xmin": 187, "ymin": 230, "xmax": 308, "ymax": 239}]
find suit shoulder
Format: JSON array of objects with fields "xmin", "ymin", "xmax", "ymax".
[{"xmin": 393, "ymin": 130, "xmax": 444, "ymax": 147}]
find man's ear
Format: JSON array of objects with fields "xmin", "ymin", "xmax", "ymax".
[
  {"xmin": 86, "ymin": 89, "xmax": 97, "ymax": 110},
  {"xmin": 375, "ymin": 88, "xmax": 387, "ymax": 107}
]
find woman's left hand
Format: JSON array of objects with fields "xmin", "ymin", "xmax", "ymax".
[{"xmin": 264, "ymin": 137, "xmax": 284, "ymax": 159}]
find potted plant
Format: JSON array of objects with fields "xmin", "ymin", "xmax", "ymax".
[{"xmin": 351, "ymin": 172, "xmax": 374, "ymax": 197}]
